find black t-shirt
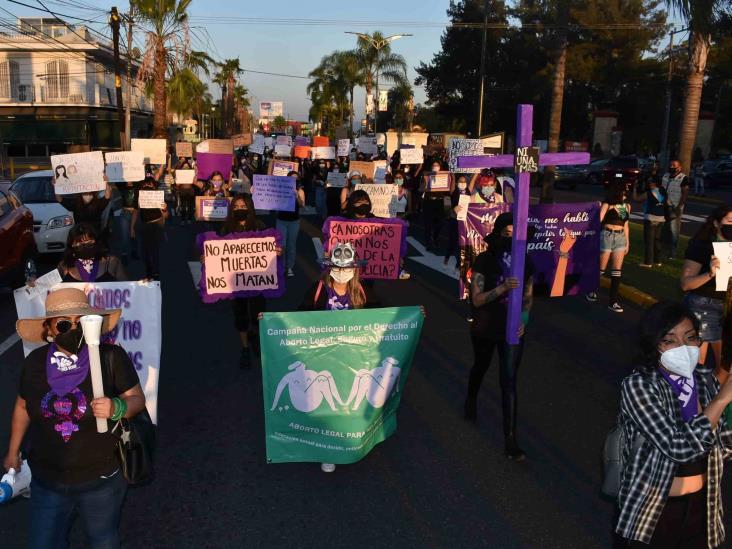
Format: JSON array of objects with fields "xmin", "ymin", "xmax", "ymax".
[
  {"xmin": 19, "ymin": 343, "xmax": 140, "ymax": 485},
  {"xmin": 69, "ymin": 196, "xmax": 109, "ymax": 230},
  {"xmin": 684, "ymin": 239, "xmax": 719, "ymax": 298},
  {"xmin": 470, "ymin": 249, "xmax": 534, "ymax": 341},
  {"xmin": 277, "ymin": 185, "xmax": 302, "ymax": 222},
  {"xmin": 116, "ymin": 182, "xmax": 139, "ymax": 209}
]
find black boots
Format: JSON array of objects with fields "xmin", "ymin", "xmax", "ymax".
[{"xmin": 502, "ymin": 391, "xmax": 526, "ymax": 461}]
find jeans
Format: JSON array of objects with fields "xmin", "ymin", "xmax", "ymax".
[
  {"xmin": 140, "ymin": 220, "xmax": 164, "ymax": 278},
  {"xmin": 113, "ymin": 209, "xmax": 134, "ymax": 260},
  {"xmin": 643, "ymin": 220, "xmax": 663, "ymax": 264},
  {"xmin": 276, "ymin": 219, "xmax": 300, "ymax": 271},
  {"xmin": 665, "ymin": 206, "xmax": 683, "ymax": 258},
  {"xmin": 694, "ymin": 176, "xmax": 705, "ymax": 195},
  {"xmin": 422, "ymin": 198, "xmax": 444, "ymax": 249},
  {"xmin": 29, "ymin": 471, "xmax": 126, "ymax": 549},
  {"xmin": 315, "ymin": 186, "xmax": 327, "ymax": 220}
]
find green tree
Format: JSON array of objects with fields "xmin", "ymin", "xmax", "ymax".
[
  {"xmin": 384, "ymin": 81, "xmax": 414, "ymax": 130},
  {"xmin": 132, "ymin": 0, "xmax": 192, "ymax": 137},
  {"xmin": 214, "ymin": 58, "xmax": 244, "ymax": 137},
  {"xmin": 272, "ymin": 115, "xmax": 287, "ymax": 132}
]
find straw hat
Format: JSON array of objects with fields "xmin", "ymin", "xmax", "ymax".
[{"xmin": 16, "ymin": 288, "xmax": 122, "ymax": 343}]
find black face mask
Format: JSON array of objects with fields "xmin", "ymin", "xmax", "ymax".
[
  {"xmin": 354, "ymin": 204, "xmax": 371, "ymax": 216},
  {"xmin": 233, "ymin": 209, "xmax": 248, "ymax": 221},
  {"xmin": 721, "ymin": 225, "xmax": 732, "ymax": 241},
  {"xmin": 498, "ymin": 236, "xmax": 513, "ymax": 252},
  {"xmin": 74, "ymin": 243, "xmax": 98, "ymax": 260},
  {"xmin": 670, "ymin": 167, "xmax": 680, "ymax": 176},
  {"xmin": 55, "ymin": 326, "xmax": 84, "ymax": 352}
]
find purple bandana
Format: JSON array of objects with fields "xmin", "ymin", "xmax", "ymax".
[
  {"xmin": 45, "ymin": 343, "xmax": 90, "ymax": 397},
  {"xmin": 75, "ymin": 259, "xmax": 99, "ymax": 282},
  {"xmin": 659, "ymin": 368, "xmax": 698, "ymax": 423},
  {"xmin": 325, "ymin": 286, "xmax": 352, "ymax": 310}
]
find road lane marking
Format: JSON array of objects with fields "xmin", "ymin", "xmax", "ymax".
[
  {"xmin": 406, "ymin": 237, "xmax": 459, "ymax": 280},
  {"xmin": 0, "ymin": 333, "xmax": 20, "ymax": 357}
]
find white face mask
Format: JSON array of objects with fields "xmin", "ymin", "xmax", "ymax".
[
  {"xmin": 330, "ymin": 268, "xmax": 355, "ymax": 284},
  {"xmin": 81, "ymin": 194, "xmax": 94, "ymax": 204},
  {"xmin": 457, "ymin": 182, "xmax": 467, "ymax": 191},
  {"xmin": 481, "ymin": 185, "xmax": 495, "ymax": 197},
  {"xmin": 660, "ymin": 345, "xmax": 700, "ymax": 379}
]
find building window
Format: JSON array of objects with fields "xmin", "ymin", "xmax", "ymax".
[
  {"xmin": 45, "ymin": 60, "xmax": 69, "ymax": 99},
  {"xmin": 0, "ymin": 60, "xmax": 20, "ymax": 99}
]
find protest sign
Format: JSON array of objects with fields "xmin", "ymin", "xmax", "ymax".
[
  {"xmin": 293, "ymin": 145, "xmax": 311, "ymax": 159},
  {"xmin": 294, "ymin": 136, "xmax": 310, "ymax": 147},
  {"xmin": 313, "ymin": 136, "xmax": 330, "ymax": 147},
  {"xmin": 15, "ymin": 281, "xmax": 163, "ymax": 424},
  {"xmin": 355, "ymin": 183, "xmax": 400, "ymax": 218},
  {"xmin": 131, "ymin": 138, "xmax": 167, "ymax": 165},
  {"xmin": 322, "ymin": 217, "xmax": 407, "ymax": 279},
  {"xmin": 104, "ymin": 151, "xmax": 144, "ymax": 183},
  {"xmin": 270, "ymin": 159, "xmax": 298, "ymax": 177},
  {"xmin": 374, "ymin": 166, "xmax": 387, "ymax": 183},
  {"xmin": 357, "ymin": 136, "xmax": 377, "ymax": 156},
  {"xmin": 51, "ymin": 151, "xmax": 105, "ymax": 195},
  {"xmin": 385, "ymin": 132, "xmax": 399, "ymax": 157},
  {"xmin": 457, "ymin": 202, "xmax": 600, "ymax": 299},
  {"xmin": 197, "ymin": 229, "xmax": 284, "ymax": 303},
  {"xmin": 276, "ymin": 135, "xmax": 293, "ymax": 147},
  {"xmin": 337, "ymin": 139, "xmax": 351, "ymax": 157},
  {"xmin": 196, "ymin": 152, "xmax": 233, "ymax": 181},
  {"xmin": 175, "ymin": 141, "xmax": 193, "ymax": 158},
  {"xmin": 175, "ymin": 169, "xmax": 196, "ymax": 185},
  {"xmin": 456, "ymin": 194, "xmax": 471, "ymax": 222},
  {"xmin": 260, "ymin": 306, "xmax": 423, "ymax": 464},
  {"xmin": 400, "ymin": 132, "xmax": 429, "ymax": 149},
  {"xmin": 252, "ymin": 175, "xmax": 296, "ymax": 212},
  {"xmin": 203, "ymin": 139, "xmax": 234, "ymax": 154},
  {"xmin": 399, "ymin": 147, "xmax": 423, "ymax": 165},
  {"xmin": 449, "ymin": 139, "xmax": 485, "ymax": 173},
  {"xmin": 349, "ymin": 160, "xmax": 375, "ymax": 180},
  {"xmin": 274, "ymin": 144, "xmax": 292, "ymax": 157},
  {"xmin": 264, "ymin": 137, "xmax": 274, "ymax": 150},
  {"xmin": 250, "ymin": 134, "xmax": 266, "ymax": 155},
  {"xmin": 326, "ymin": 172, "xmax": 347, "ymax": 188},
  {"xmin": 195, "ymin": 196, "xmax": 231, "ymax": 221},
  {"xmin": 232, "ymin": 134, "xmax": 252, "ymax": 148},
  {"xmin": 713, "ymin": 242, "xmax": 732, "ymax": 292},
  {"xmin": 429, "ymin": 172, "xmax": 450, "ymax": 192},
  {"xmin": 138, "ymin": 190, "xmax": 165, "ymax": 209},
  {"xmin": 312, "ymin": 146, "xmax": 335, "ymax": 160}
]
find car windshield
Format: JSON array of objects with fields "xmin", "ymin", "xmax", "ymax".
[
  {"xmin": 11, "ymin": 176, "xmax": 54, "ymax": 203},
  {"xmin": 607, "ymin": 157, "xmax": 638, "ymax": 169}
]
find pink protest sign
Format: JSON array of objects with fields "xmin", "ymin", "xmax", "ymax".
[
  {"xmin": 196, "ymin": 152, "xmax": 233, "ymax": 181},
  {"xmin": 321, "ymin": 217, "xmax": 407, "ymax": 280},
  {"xmin": 196, "ymin": 229, "xmax": 285, "ymax": 303}
]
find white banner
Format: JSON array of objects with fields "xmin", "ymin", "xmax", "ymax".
[
  {"xmin": 274, "ymin": 144, "xmax": 292, "ymax": 157},
  {"xmin": 326, "ymin": 171, "xmax": 347, "ymax": 188},
  {"xmin": 250, "ymin": 134, "xmax": 266, "ymax": 155},
  {"xmin": 51, "ymin": 152, "xmax": 106, "ymax": 195},
  {"xmin": 399, "ymin": 147, "xmax": 423, "ymax": 165},
  {"xmin": 105, "ymin": 151, "xmax": 145, "ymax": 183},
  {"xmin": 357, "ymin": 136, "xmax": 377, "ymax": 156},
  {"xmin": 175, "ymin": 169, "xmax": 196, "ymax": 184},
  {"xmin": 131, "ymin": 138, "xmax": 167, "ymax": 165},
  {"xmin": 138, "ymin": 190, "xmax": 165, "ymax": 209},
  {"xmin": 337, "ymin": 139, "xmax": 351, "ymax": 157},
  {"xmin": 14, "ymin": 281, "xmax": 163, "ymax": 424},
  {"xmin": 354, "ymin": 183, "xmax": 400, "ymax": 218},
  {"xmin": 311, "ymin": 146, "xmax": 335, "ymax": 160}
]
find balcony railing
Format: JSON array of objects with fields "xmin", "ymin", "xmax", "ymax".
[{"xmin": 0, "ymin": 83, "xmax": 152, "ymax": 111}]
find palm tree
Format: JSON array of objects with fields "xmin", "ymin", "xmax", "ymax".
[
  {"xmin": 307, "ymin": 61, "xmax": 349, "ymax": 135},
  {"xmin": 666, "ymin": 1, "xmax": 725, "ymax": 172},
  {"xmin": 132, "ymin": 0, "xmax": 192, "ymax": 137},
  {"xmin": 327, "ymin": 51, "xmax": 363, "ymax": 135},
  {"xmin": 214, "ymin": 58, "xmax": 244, "ymax": 137},
  {"xmin": 167, "ymin": 67, "xmax": 205, "ymax": 122},
  {"xmin": 386, "ymin": 81, "xmax": 414, "ymax": 130}
]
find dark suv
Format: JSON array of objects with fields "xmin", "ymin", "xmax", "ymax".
[{"xmin": 602, "ymin": 156, "xmax": 647, "ymax": 193}]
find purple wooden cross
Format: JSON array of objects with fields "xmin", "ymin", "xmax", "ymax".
[{"xmin": 457, "ymin": 104, "xmax": 590, "ymax": 344}]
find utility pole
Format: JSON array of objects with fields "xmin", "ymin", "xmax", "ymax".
[
  {"xmin": 124, "ymin": 7, "xmax": 134, "ymax": 150},
  {"xmin": 477, "ymin": 0, "xmax": 489, "ymax": 136},
  {"xmin": 110, "ymin": 7, "xmax": 125, "ymax": 148}
]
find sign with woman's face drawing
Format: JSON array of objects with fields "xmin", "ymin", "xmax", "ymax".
[{"xmin": 50, "ymin": 151, "xmax": 106, "ymax": 195}]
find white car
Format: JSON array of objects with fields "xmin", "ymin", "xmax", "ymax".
[{"xmin": 10, "ymin": 170, "xmax": 73, "ymax": 253}]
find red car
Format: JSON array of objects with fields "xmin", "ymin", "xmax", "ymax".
[
  {"xmin": 0, "ymin": 188, "xmax": 37, "ymax": 286},
  {"xmin": 602, "ymin": 156, "xmax": 647, "ymax": 193}
]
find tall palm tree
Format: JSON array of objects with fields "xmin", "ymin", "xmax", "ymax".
[
  {"xmin": 386, "ymin": 81, "xmax": 414, "ymax": 130},
  {"xmin": 307, "ymin": 61, "xmax": 349, "ymax": 135},
  {"xmin": 328, "ymin": 51, "xmax": 363, "ymax": 135},
  {"xmin": 666, "ymin": 1, "xmax": 725, "ymax": 172},
  {"xmin": 132, "ymin": 0, "xmax": 192, "ymax": 137},
  {"xmin": 215, "ymin": 58, "xmax": 244, "ymax": 137},
  {"xmin": 167, "ymin": 67, "xmax": 205, "ymax": 122}
]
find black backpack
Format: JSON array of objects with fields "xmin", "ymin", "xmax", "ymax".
[{"xmin": 601, "ymin": 414, "xmax": 644, "ymax": 498}]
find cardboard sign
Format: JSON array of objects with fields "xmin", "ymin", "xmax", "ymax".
[
  {"xmin": 354, "ymin": 183, "xmax": 400, "ymax": 218},
  {"xmin": 326, "ymin": 172, "xmax": 347, "ymax": 188},
  {"xmin": 252, "ymin": 175, "xmax": 296, "ymax": 212},
  {"xmin": 713, "ymin": 242, "xmax": 732, "ymax": 292},
  {"xmin": 313, "ymin": 136, "xmax": 330, "ymax": 147},
  {"xmin": 197, "ymin": 152, "xmax": 233, "ymax": 181},
  {"xmin": 294, "ymin": 136, "xmax": 310, "ymax": 147},
  {"xmin": 349, "ymin": 161, "xmax": 375, "ymax": 180},
  {"xmin": 449, "ymin": 139, "xmax": 486, "ymax": 173},
  {"xmin": 131, "ymin": 138, "xmax": 167, "ymax": 165},
  {"xmin": 294, "ymin": 145, "xmax": 311, "ymax": 159},
  {"xmin": 250, "ymin": 134, "xmax": 266, "ymax": 155},
  {"xmin": 385, "ymin": 132, "xmax": 400, "ymax": 157},
  {"xmin": 51, "ymin": 151, "xmax": 106, "ymax": 195},
  {"xmin": 199, "ymin": 139, "xmax": 234, "ymax": 154},
  {"xmin": 429, "ymin": 172, "xmax": 450, "ymax": 192},
  {"xmin": 514, "ymin": 146, "xmax": 540, "ymax": 173},
  {"xmin": 175, "ymin": 169, "xmax": 196, "ymax": 185},
  {"xmin": 399, "ymin": 147, "xmax": 423, "ymax": 165},
  {"xmin": 197, "ymin": 229, "xmax": 284, "ymax": 303},
  {"xmin": 456, "ymin": 194, "xmax": 471, "ymax": 221},
  {"xmin": 274, "ymin": 144, "xmax": 292, "ymax": 157},
  {"xmin": 104, "ymin": 151, "xmax": 144, "ymax": 183},
  {"xmin": 337, "ymin": 139, "xmax": 351, "ymax": 157},
  {"xmin": 270, "ymin": 160, "xmax": 298, "ymax": 177},
  {"xmin": 196, "ymin": 196, "xmax": 231, "ymax": 221},
  {"xmin": 232, "ymin": 134, "xmax": 252, "ymax": 148},
  {"xmin": 322, "ymin": 217, "xmax": 407, "ymax": 279},
  {"xmin": 400, "ymin": 132, "xmax": 429, "ymax": 149},
  {"xmin": 276, "ymin": 135, "xmax": 293, "ymax": 147},
  {"xmin": 264, "ymin": 137, "xmax": 274, "ymax": 150},
  {"xmin": 138, "ymin": 190, "xmax": 165, "ymax": 209},
  {"xmin": 312, "ymin": 146, "xmax": 336, "ymax": 160},
  {"xmin": 357, "ymin": 136, "xmax": 377, "ymax": 156},
  {"xmin": 175, "ymin": 142, "xmax": 193, "ymax": 158}
]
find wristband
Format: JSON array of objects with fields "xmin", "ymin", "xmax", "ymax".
[
  {"xmin": 558, "ymin": 251, "xmax": 569, "ymax": 259},
  {"xmin": 111, "ymin": 397, "xmax": 127, "ymax": 421},
  {"xmin": 521, "ymin": 311, "xmax": 530, "ymax": 326}
]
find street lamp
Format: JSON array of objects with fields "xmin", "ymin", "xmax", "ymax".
[
  {"xmin": 345, "ymin": 32, "xmax": 412, "ymax": 134},
  {"xmin": 211, "ymin": 106, "xmax": 216, "ymax": 139}
]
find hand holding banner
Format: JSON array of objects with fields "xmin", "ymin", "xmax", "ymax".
[
  {"xmin": 51, "ymin": 152, "xmax": 106, "ymax": 195},
  {"xmin": 105, "ymin": 151, "xmax": 145, "ymax": 183},
  {"xmin": 131, "ymin": 138, "xmax": 167, "ymax": 165},
  {"xmin": 252, "ymin": 175, "xmax": 296, "ymax": 212}
]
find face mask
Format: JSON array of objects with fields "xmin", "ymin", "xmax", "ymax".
[
  {"xmin": 233, "ymin": 209, "xmax": 248, "ymax": 221},
  {"xmin": 458, "ymin": 182, "xmax": 467, "ymax": 191},
  {"xmin": 660, "ymin": 345, "xmax": 700, "ymax": 379},
  {"xmin": 351, "ymin": 178, "xmax": 361, "ymax": 185},
  {"xmin": 395, "ymin": 178, "xmax": 404, "ymax": 186},
  {"xmin": 212, "ymin": 180, "xmax": 223, "ymax": 189},
  {"xmin": 55, "ymin": 326, "xmax": 84, "ymax": 352},
  {"xmin": 81, "ymin": 194, "xmax": 94, "ymax": 204},
  {"xmin": 500, "ymin": 236, "xmax": 512, "ymax": 251},
  {"xmin": 481, "ymin": 185, "xmax": 495, "ymax": 197},
  {"xmin": 404, "ymin": 167, "xmax": 410, "ymax": 173},
  {"xmin": 354, "ymin": 203, "xmax": 371, "ymax": 216},
  {"xmin": 331, "ymin": 268, "xmax": 355, "ymax": 284},
  {"xmin": 74, "ymin": 243, "xmax": 98, "ymax": 260},
  {"xmin": 670, "ymin": 167, "xmax": 680, "ymax": 175},
  {"xmin": 720, "ymin": 224, "xmax": 732, "ymax": 241},
  {"xmin": 432, "ymin": 166, "xmax": 440, "ymax": 173}
]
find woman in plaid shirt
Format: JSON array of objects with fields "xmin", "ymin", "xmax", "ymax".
[{"xmin": 617, "ymin": 301, "xmax": 732, "ymax": 547}]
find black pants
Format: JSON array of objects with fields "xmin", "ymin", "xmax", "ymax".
[
  {"xmin": 178, "ymin": 187, "xmax": 196, "ymax": 222},
  {"xmin": 422, "ymin": 198, "xmax": 444, "ymax": 248},
  {"xmin": 627, "ymin": 488, "xmax": 707, "ymax": 548},
  {"xmin": 232, "ymin": 296, "xmax": 266, "ymax": 352},
  {"xmin": 467, "ymin": 335, "xmax": 524, "ymax": 436},
  {"xmin": 643, "ymin": 220, "xmax": 663, "ymax": 265},
  {"xmin": 140, "ymin": 220, "xmax": 164, "ymax": 279},
  {"xmin": 444, "ymin": 217, "xmax": 460, "ymax": 264}
]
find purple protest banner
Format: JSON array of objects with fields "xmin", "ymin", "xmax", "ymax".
[
  {"xmin": 294, "ymin": 136, "xmax": 310, "ymax": 147},
  {"xmin": 197, "ymin": 152, "xmax": 233, "ymax": 181}
]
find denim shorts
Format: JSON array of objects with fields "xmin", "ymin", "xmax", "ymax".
[
  {"xmin": 684, "ymin": 293, "xmax": 724, "ymax": 341},
  {"xmin": 600, "ymin": 228, "xmax": 627, "ymax": 252}
]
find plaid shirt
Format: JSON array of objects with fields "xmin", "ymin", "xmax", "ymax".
[{"xmin": 616, "ymin": 365, "xmax": 732, "ymax": 546}]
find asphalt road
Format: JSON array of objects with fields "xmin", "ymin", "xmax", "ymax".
[{"xmin": 0, "ymin": 189, "xmax": 731, "ymax": 548}]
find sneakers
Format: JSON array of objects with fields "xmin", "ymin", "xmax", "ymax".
[
  {"xmin": 399, "ymin": 269, "xmax": 411, "ymax": 280},
  {"xmin": 505, "ymin": 439, "xmax": 527, "ymax": 461},
  {"xmin": 639, "ymin": 263, "xmax": 653, "ymax": 268},
  {"xmin": 320, "ymin": 463, "xmax": 336, "ymax": 473},
  {"xmin": 585, "ymin": 292, "xmax": 598, "ymax": 302},
  {"xmin": 608, "ymin": 302, "xmax": 624, "ymax": 313},
  {"xmin": 286, "ymin": 268, "xmax": 294, "ymax": 277}
]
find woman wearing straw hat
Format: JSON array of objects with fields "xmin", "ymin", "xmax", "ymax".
[{"xmin": 3, "ymin": 287, "xmax": 145, "ymax": 549}]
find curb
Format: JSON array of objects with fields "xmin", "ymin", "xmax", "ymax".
[{"xmin": 599, "ymin": 277, "xmax": 658, "ymax": 309}]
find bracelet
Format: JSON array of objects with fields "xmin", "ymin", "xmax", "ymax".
[
  {"xmin": 558, "ymin": 251, "xmax": 569, "ymax": 259},
  {"xmin": 111, "ymin": 397, "xmax": 127, "ymax": 421}
]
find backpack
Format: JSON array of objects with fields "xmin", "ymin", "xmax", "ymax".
[{"xmin": 601, "ymin": 414, "xmax": 644, "ymax": 498}]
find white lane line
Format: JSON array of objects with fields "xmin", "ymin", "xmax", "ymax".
[
  {"xmin": 0, "ymin": 332, "xmax": 20, "ymax": 357},
  {"xmin": 630, "ymin": 212, "xmax": 704, "ymax": 223}
]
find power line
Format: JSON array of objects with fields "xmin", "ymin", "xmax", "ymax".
[{"xmin": 5, "ymin": 0, "xmax": 111, "ymax": 42}]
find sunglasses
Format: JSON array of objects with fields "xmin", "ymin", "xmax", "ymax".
[{"xmin": 52, "ymin": 318, "xmax": 77, "ymax": 333}]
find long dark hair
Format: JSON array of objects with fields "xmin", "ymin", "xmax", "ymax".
[
  {"xmin": 636, "ymin": 301, "xmax": 700, "ymax": 375},
  {"xmin": 222, "ymin": 194, "xmax": 258, "ymax": 233},
  {"xmin": 692, "ymin": 204, "xmax": 732, "ymax": 242},
  {"xmin": 345, "ymin": 189, "xmax": 372, "ymax": 218},
  {"xmin": 63, "ymin": 223, "xmax": 104, "ymax": 267}
]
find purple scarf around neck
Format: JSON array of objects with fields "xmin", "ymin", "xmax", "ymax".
[
  {"xmin": 659, "ymin": 368, "xmax": 698, "ymax": 423},
  {"xmin": 46, "ymin": 343, "xmax": 90, "ymax": 396},
  {"xmin": 75, "ymin": 259, "xmax": 99, "ymax": 282}
]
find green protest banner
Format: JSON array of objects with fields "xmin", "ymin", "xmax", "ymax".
[{"xmin": 260, "ymin": 306, "xmax": 423, "ymax": 464}]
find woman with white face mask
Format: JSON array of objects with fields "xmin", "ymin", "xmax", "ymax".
[
  {"xmin": 616, "ymin": 301, "xmax": 732, "ymax": 547},
  {"xmin": 444, "ymin": 174, "xmax": 470, "ymax": 271}
]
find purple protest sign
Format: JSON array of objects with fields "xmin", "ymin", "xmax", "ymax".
[
  {"xmin": 294, "ymin": 136, "xmax": 310, "ymax": 147},
  {"xmin": 196, "ymin": 152, "xmax": 233, "ymax": 181}
]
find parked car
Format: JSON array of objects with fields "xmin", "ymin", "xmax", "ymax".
[
  {"xmin": 702, "ymin": 159, "xmax": 732, "ymax": 187},
  {"xmin": 555, "ymin": 164, "xmax": 589, "ymax": 190},
  {"xmin": 586, "ymin": 158, "xmax": 609, "ymax": 185},
  {"xmin": 0, "ymin": 188, "xmax": 37, "ymax": 286},
  {"xmin": 602, "ymin": 156, "xmax": 648, "ymax": 193}
]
